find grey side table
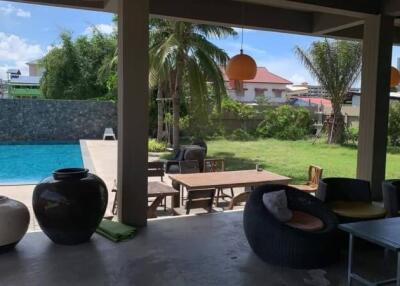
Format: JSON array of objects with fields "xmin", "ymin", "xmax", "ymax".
[{"xmin": 340, "ymin": 218, "xmax": 400, "ymax": 286}]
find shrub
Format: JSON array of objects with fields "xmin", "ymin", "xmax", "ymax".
[
  {"xmin": 389, "ymin": 101, "xmax": 400, "ymax": 146},
  {"xmin": 256, "ymin": 105, "xmax": 313, "ymax": 140},
  {"xmin": 228, "ymin": 129, "xmax": 253, "ymax": 141},
  {"xmin": 344, "ymin": 127, "xmax": 358, "ymax": 145},
  {"xmin": 148, "ymin": 139, "xmax": 167, "ymax": 152}
]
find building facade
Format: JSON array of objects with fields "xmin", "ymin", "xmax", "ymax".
[
  {"xmin": 222, "ymin": 67, "xmax": 292, "ymax": 104},
  {"xmin": 6, "ymin": 60, "xmax": 43, "ymax": 99}
]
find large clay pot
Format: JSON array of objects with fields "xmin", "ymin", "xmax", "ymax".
[
  {"xmin": 33, "ymin": 168, "xmax": 108, "ymax": 245},
  {"xmin": 0, "ymin": 196, "xmax": 30, "ymax": 253}
]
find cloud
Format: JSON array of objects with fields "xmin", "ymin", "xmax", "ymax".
[
  {"xmin": 84, "ymin": 24, "xmax": 115, "ymax": 35},
  {"xmin": 0, "ymin": 4, "xmax": 31, "ymax": 18},
  {"xmin": 0, "ymin": 32, "xmax": 45, "ymax": 79},
  {"xmin": 16, "ymin": 8, "xmax": 31, "ymax": 18}
]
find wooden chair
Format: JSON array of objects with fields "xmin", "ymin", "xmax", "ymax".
[
  {"xmin": 148, "ymin": 161, "xmax": 164, "ymax": 181},
  {"xmin": 185, "ymin": 188, "xmax": 216, "ymax": 214},
  {"xmin": 178, "ymin": 160, "xmax": 200, "ymax": 204},
  {"xmin": 204, "ymin": 158, "xmax": 225, "ymax": 172},
  {"xmin": 289, "ymin": 165, "xmax": 323, "ymax": 193},
  {"xmin": 112, "ymin": 188, "xmax": 165, "ymax": 218},
  {"xmin": 228, "ymin": 191, "xmax": 250, "ymax": 210},
  {"xmin": 147, "ymin": 195, "xmax": 166, "ymax": 218},
  {"xmin": 148, "ymin": 161, "xmax": 167, "ymax": 210},
  {"xmin": 179, "ymin": 160, "xmax": 200, "ymax": 174},
  {"xmin": 204, "ymin": 158, "xmax": 234, "ymax": 205},
  {"xmin": 112, "ymin": 161, "xmax": 167, "ymax": 215}
]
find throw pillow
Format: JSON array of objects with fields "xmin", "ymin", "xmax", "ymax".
[{"xmin": 262, "ymin": 190, "xmax": 293, "ymax": 222}]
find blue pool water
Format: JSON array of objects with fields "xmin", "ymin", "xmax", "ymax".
[{"xmin": 0, "ymin": 142, "xmax": 83, "ymax": 185}]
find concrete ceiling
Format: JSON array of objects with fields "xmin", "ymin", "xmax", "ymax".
[{"xmin": 8, "ymin": 0, "xmax": 400, "ymax": 43}]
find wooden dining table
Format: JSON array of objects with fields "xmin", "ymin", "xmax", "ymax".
[{"xmin": 169, "ymin": 169, "xmax": 291, "ymax": 190}]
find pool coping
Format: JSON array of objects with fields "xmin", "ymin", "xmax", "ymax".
[{"xmin": 80, "ymin": 140, "xmax": 96, "ymax": 173}]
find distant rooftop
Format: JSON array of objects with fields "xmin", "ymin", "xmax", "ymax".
[
  {"xmin": 295, "ymin": 96, "xmax": 332, "ymax": 107},
  {"xmin": 6, "ymin": 69, "xmax": 21, "ymax": 75},
  {"xmin": 26, "ymin": 59, "xmax": 40, "ymax": 65},
  {"xmin": 222, "ymin": 67, "xmax": 292, "ymax": 85},
  {"xmin": 9, "ymin": 76, "xmax": 41, "ymax": 85}
]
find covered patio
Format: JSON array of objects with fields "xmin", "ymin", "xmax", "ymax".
[
  {"xmin": 2, "ymin": 0, "xmax": 400, "ymax": 285},
  {"xmin": 2, "ymin": 211, "xmax": 399, "ymax": 285}
]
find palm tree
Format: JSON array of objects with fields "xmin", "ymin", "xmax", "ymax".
[
  {"xmin": 149, "ymin": 19, "xmax": 236, "ymax": 149},
  {"xmin": 295, "ymin": 40, "xmax": 362, "ymax": 144}
]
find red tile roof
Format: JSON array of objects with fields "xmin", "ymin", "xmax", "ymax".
[
  {"xmin": 296, "ymin": 97, "xmax": 332, "ymax": 107},
  {"xmin": 222, "ymin": 67, "xmax": 292, "ymax": 84}
]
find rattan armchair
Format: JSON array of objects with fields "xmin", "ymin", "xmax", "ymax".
[{"xmin": 243, "ymin": 184, "xmax": 339, "ymax": 269}]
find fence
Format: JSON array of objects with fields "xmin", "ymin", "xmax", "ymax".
[{"xmin": 0, "ymin": 98, "xmax": 117, "ymax": 141}]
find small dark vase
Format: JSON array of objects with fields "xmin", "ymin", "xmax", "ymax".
[{"xmin": 33, "ymin": 168, "xmax": 108, "ymax": 245}]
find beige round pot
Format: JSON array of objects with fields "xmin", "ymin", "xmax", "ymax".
[{"xmin": 0, "ymin": 196, "xmax": 30, "ymax": 253}]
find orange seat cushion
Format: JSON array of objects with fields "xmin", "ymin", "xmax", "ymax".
[
  {"xmin": 289, "ymin": 184, "xmax": 317, "ymax": 193},
  {"xmin": 286, "ymin": 211, "xmax": 324, "ymax": 231}
]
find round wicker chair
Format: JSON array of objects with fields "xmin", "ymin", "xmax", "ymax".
[{"xmin": 243, "ymin": 184, "xmax": 339, "ymax": 269}]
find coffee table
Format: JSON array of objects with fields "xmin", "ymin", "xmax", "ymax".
[{"xmin": 339, "ymin": 218, "xmax": 400, "ymax": 286}]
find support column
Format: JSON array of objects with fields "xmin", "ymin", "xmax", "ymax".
[
  {"xmin": 357, "ymin": 15, "xmax": 394, "ymax": 200},
  {"xmin": 117, "ymin": 0, "xmax": 149, "ymax": 226}
]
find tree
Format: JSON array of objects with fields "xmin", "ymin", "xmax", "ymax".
[
  {"xmin": 40, "ymin": 32, "xmax": 81, "ymax": 99},
  {"xmin": 388, "ymin": 101, "xmax": 400, "ymax": 146},
  {"xmin": 149, "ymin": 19, "xmax": 236, "ymax": 148},
  {"xmin": 40, "ymin": 30, "xmax": 116, "ymax": 100},
  {"xmin": 295, "ymin": 40, "xmax": 362, "ymax": 144}
]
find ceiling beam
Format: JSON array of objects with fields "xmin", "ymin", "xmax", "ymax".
[
  {"xmin": 312, "ymin": 13, "xmax": 363, "ymax": 35},
  {"xmin": 326, "ymin": 25, "xmax": 363, "ymax": 41},
  {"xmin": 326, "ymin": 23, "xmax": 400, "ymax": 45},
  {"xmin": 383, "ymin": 0, "xmax": 400, "ymax": 16},
  {"xmin": 9, "ymin": 0, "xmax": 104, "ymax": 11},
  {"xmin": 104, "ymin": 0, "xmax": 117, "ymax": 12},
  {"xmin": 149, "ymin": 0, "xmax": 313, "ymax": 35},
  {"xmin": 239, "ymin": 0, "xmax": 381, "ymax": 18}
]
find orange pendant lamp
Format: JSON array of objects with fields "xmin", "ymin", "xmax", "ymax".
[
  {"xmin": 391, "ymin": 66, "xmax": 400, "ymax": 88},
  {"xmin": 226, "ymin": 28, "xmax": 257, "ymax": 81}
]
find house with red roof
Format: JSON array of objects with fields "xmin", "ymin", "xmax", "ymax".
[{"xmin": 222, "ymin": 67, "xmax": 292, "ymax": 104}]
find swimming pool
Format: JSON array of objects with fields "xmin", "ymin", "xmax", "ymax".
[{"xmin": 0, "ymin": 142, "xmax": 83, "ymax": 185}]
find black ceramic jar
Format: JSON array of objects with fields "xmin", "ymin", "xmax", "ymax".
[{"xmin": 33, "ymin": 168, "xmax": 108, "ymax": 245}]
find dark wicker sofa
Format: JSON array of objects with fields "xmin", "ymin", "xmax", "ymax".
[
  {"xmin": 382, "ymin": 179, "xmax": 400, "ymax": 217},
  {"xmin": 165, "ymin": 145, "xmax": 206, "ymax": 174},
  {"xmin": 317, "ymin": 178, "xmax": 386, "ymax": 223},
  {"xmin": 243, "ymin": 184, "xmax": 339, "ymax": 269}
]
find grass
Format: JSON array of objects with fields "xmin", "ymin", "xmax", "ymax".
[{"xmin": 206, "ymin": 138, "xmax": 400, "ymax": 184}]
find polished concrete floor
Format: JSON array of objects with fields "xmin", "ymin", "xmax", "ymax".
[{"xmin": 0, "ymin": 211, "xmax": 397, "ymax": 286}]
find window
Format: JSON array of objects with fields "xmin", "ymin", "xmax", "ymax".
[
  {"xmin": 272, "ymin": 89, "xmax": 284, "ymax": 98},
  {"xmin": 255, "ymin": 88, "xmax": 265, "ymax": 98}
]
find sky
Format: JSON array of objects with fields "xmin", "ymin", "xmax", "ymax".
[{"xmin": 0, "ymin": 0, "xmax": 400, "ymax": 86}]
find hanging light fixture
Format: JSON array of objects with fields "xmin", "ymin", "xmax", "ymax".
[
  {"xmin": 226, "ymin": 18, "xmax": 257, "ymax": 81},
  {"xmin": 390, "ymin": 66, "xmax": 400, "ymax": 88}
]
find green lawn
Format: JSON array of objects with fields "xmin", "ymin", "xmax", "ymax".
[{"xmin": 206, "ymin": 138, "xmax": 400, "ymax": 184}]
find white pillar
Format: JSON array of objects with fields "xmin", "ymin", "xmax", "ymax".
[
  {"xmin": 357, "ymin": 15, "xmax": 394, "ymax": 200},
  {"xmin": 117, "ymin": 0, "xmax": 149, "ymax": 226}
]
